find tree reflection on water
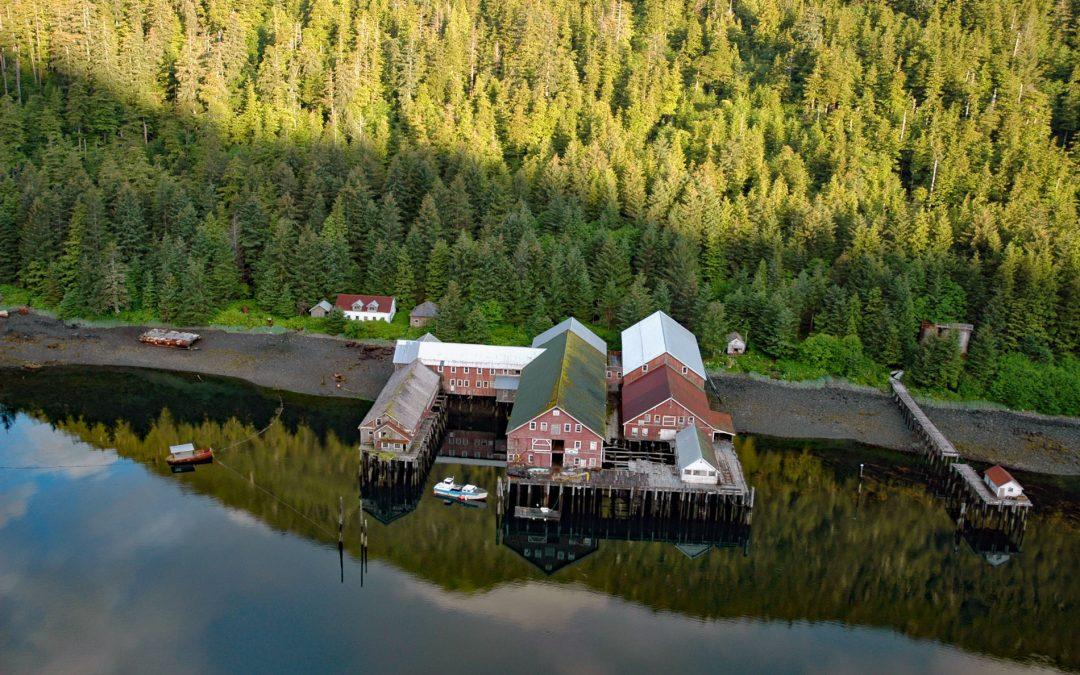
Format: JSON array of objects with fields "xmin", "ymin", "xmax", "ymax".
[{"xmin": 1, "ymin": 366, "xmax": 1077, "ymax": 670}]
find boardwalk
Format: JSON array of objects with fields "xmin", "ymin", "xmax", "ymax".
[{"xmin": 889, "ymin": 375, "xmax": 960, "ymax": 462}]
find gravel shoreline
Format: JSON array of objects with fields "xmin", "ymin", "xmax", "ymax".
[
  {"xmin": 0, "ymin": 312, "xmax": 393, "ymax": 400},
  {"xmin": 2, "ymin": 312, "xmax": 1077, "ymax": 475},
  {"xmin": 709, "ymin": 373, "xmax": 1080, "ymax": 475}
]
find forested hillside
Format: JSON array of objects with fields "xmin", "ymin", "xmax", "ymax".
[{"xmin": 0, "ymin": 0, "xmax": 1077, "ymax": 410}]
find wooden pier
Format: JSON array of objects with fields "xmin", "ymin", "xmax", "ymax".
[
  {"xmin": 501, "ymin": 442, "xmax": 753, "ymax": 525},
  {"xmin": 943, "ymin": 464, "xmax": 1031, "ymax": 553},
  {"xmin": 889, "ymin": 372, "xmax": 1032, "ymax": 556},
  {"xmin": 889, "ymin": 374, "xmax": 960, "ymax": 465}
]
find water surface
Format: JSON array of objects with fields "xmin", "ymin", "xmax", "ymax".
[{"xmin": 0, "ymin": 367, "xmax": 1076, "ymax": 673}]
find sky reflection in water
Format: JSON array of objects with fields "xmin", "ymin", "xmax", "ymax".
[{"xmin": 0, "ymin": 368, "xmax": 1076, "ymax": 674}]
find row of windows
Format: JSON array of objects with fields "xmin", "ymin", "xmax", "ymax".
[
  {"xmin": 685, "ymin": 469, "xmax": 718, "ymax": 477},
  {"xmin": 528, "ymin": 421, "xmax": 582, "ymax": 433},
  {"xmin": 510, "ymin": 453, "xmax": 598, "ymax": 468},
  {"xmin": 446, "ymin": 437, "xmax": 494, "ymax": 447},
  {"xmin": 526, "ymin": 440, "xmax": 599, "ymax": 451},
  {"xmin": 637, "ymin": 414, "xmax": 694, "ymax": 426},
  {"xmin": 449, "ymin": 380, "xmax": 491, "ymax": 388},
  {"xmin": 437, "ymin": 365, "xmax": 518, "ymax": 375}
]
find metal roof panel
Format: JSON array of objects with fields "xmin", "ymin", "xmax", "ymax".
[{"xmin": 620, "ymin": 311, "xmax": 707, "ymax": 379}]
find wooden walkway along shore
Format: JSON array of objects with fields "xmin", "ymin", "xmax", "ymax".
[{"xmin": 889, "ymin": 374, "xmax": 960, "ymax": 465}]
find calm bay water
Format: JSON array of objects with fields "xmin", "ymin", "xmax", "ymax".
[{"xmin": 0, "ymin": 367, "xmax": 1076, "ymax": 674}]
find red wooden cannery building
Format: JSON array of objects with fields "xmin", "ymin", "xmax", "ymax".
[{"xmin": 506, "ymin": 321, "xmax": 608, "ymax": 471}]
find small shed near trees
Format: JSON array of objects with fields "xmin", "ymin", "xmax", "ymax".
[
  {"xmin": 919, "ymin": 321, "xmax": 973, "ymax": 355},
  {"xmin": 410, "ymin": 301, "xmax": 439, "ymax": 327},
  {"xmin": 726, "ymin": 332, "xmax": 746, "ymax": 355},
  {"xmin": 308, "ymin": 300, "xmax": 333, "ymax": 317}
]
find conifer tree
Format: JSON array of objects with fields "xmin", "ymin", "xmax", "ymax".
[
  {"xmin": 101, "ymin": 242, "xmax": 130, "ymax": 315},
  {"xmin": 426, "ymin": 239, "xmax": 451, "ymax": 302},
  {"xmin": 392, "ymin": 246, "xmax": 416, "ymax": 307},
  {"xmin": 436, "ymin": 281, "xmax": 467, "ymax": 341},
  {"xmin": 255, "ymin": 219, "xmax": 296, "ymax": 314},
  {"xmin": 699, "ymin": 301, "xmax": 729, "ymax": 359},
  {"xmin": 293, "ymin": 224, "xmax": 328, "ymax": 306},
  {"xmin": 461, "ymin": 305, "xmax": 491, "ymax": 343},
  {"xmin": 324, "ymin": 309, "xmax": 347, "ymax": 335},
  {"xmin": 618, "ymin": 276, "xmax": 654, "ymax": 330}
]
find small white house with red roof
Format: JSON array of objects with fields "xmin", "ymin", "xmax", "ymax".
[
  {"xmin": 983, "ymin": 465, "xmax": 1024, "ymax": 499},
  {"xmin": 335, "ymin": 294, "xmax": 396, "ymax": 323}
]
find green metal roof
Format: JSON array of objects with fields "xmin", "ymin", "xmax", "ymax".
[{"xmin": 507, "ymin": 331, "xmax": 607, "ymax": 436}]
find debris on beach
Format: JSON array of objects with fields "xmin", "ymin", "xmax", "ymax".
[{"xmin": 139, "ymin": 329, "xmax": 201, "ymax": 349}]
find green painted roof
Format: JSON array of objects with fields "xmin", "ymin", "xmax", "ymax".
[{"xmin": 507, "ymin": 331, "xmax": 607, "ymax": 435}]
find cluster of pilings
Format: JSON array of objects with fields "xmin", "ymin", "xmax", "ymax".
[
  {"xmin": 499, "ymin": 476, "xmax": 754, "ymax": 526},
  {"xmin": 499, "ymin": 505, "xmax": 752, "ymax": 550},
  {"xmin": 943, "ymin": 469, "xmax": 1030, "ymax": 548}
]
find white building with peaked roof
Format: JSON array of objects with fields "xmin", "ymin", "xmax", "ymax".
[
  {"xmin": 674, "ymin": 426, "xmax": 720, "ymax": 485},
  {"xmin": 621, "ymin": 311, "xmax": 708, "ymax": 387},
  {"xmin": 984, "ymin": 465, "xmax": 1024, "ymax": 499}
]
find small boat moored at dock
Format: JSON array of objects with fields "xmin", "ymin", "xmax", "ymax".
[
  {"xmin": 514, "ymin": 506, "xmax": 560, "ymax": 521},
  {"xmin": 433, "ymin": 477, "xmax": 488, "ymax": 501},
  {"xmin": 167, "ymin": 443, "xmax": 214, "ymax": 467}
]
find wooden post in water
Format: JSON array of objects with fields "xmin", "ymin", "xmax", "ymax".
[{"xmin": 338, "ymin": 495, "xmax": 345, "ymax": 584}]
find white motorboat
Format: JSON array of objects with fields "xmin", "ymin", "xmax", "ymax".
[{"xmin": 433, "ymin": 477, "xmax": 488, "ymax": 501}]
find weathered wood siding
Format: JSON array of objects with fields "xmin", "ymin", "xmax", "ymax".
[
  {"xmin": 507, "ymin": 407, "xmax": 604, "ymax": 470},
  {"xmin": 622, "ymin": 354, "xmax": 705, "ymax": 388}
]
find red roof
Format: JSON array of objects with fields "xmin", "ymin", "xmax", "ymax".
[
  {"xmin": 335, "ymin": 294, "xmax": 395, "ymax": 312},
  {"xmin": 984, "ymin": 465, "xmax": 1016, "ymax": 487},
  {"xmin": 622, "ymin": 366, "xmax": 734, "ymax": 434}
]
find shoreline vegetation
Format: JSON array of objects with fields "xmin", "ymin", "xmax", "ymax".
[
  {"xmin": 4, "ymin": 284, "xmax": 1077, "ymax": 417},
  {"xmin": 1, "ymin": 0, "xmax": 1078, "ymax": 435},
  {"xmin": 2, "ymin": 311, "xmax": 1077, "ymax": 475}
]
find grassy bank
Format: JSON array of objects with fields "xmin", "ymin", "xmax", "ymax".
[
  {"xmin": 710, "ymin": 348, "xmax": 1080, "ymax": 418},
  {"xmin": 4, "ymin": 284, "xmax": 1076, "ymax": 418}
]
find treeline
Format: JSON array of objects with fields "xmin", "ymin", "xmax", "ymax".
[{"xmin": 0, "ymin": 0, "xmax": 1077, "ymax": 408}]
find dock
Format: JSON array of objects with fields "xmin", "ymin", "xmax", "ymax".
[
  {"xmin": 889, "ymin": 372, "xmax": 1032, "ymax": 556},
  {"xmin": 502, "ymin": 438, "xmax": 753, "ymax": 525},
  {"xmin": 944, "ymin": 463, "xmax": 1031, "ymax": 550}
]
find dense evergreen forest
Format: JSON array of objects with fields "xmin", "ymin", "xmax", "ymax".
[{"xmin": 0, "ymin": 0, "xmax": 1077, "ymax": 411}]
